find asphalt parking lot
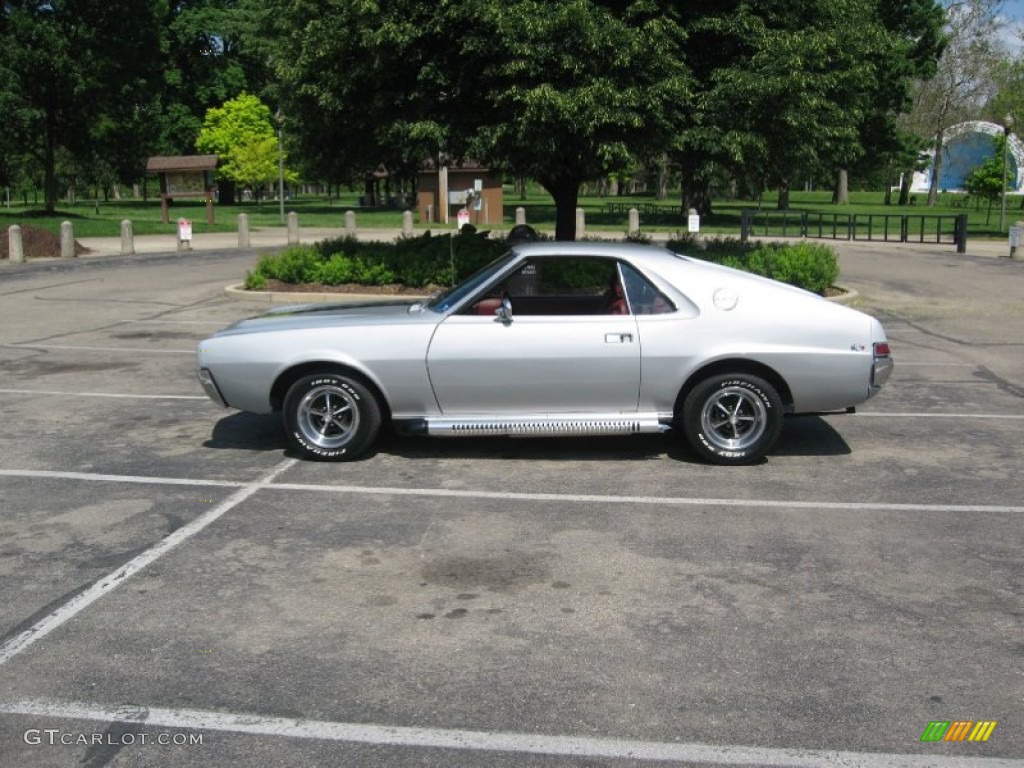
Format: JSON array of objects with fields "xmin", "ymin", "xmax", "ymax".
[{"xmin": 0, "ymin": 242, "xmax": 1022, "ymax": 767}]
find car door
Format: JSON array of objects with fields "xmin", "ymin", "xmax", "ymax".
[{"xmin": 426, "ymin": 256, "xmax": 641, "ymax": 415}]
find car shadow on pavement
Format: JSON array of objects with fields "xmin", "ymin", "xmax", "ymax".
[
  {"xmin": 375, "ymin": 432, "xmax": 683, "ymax": 463},
  {"xmin": 204, "ymin": 411, "xmax": 289, "ymax": 452},
  {"xmin": 201, "ymin": 413, "xmax": 851, "ymax": 461},
  {"xmin": 773, "ymin": 416, "xmax": 852, "ymax": 457}
]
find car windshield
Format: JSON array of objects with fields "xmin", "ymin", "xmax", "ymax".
[{"xmin": 426, "ymin": 251, "xmax": 518, "ymax": 313}]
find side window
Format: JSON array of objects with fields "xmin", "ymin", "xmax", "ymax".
[
  {"xmin": 465, "ymin": 257, "xmax": 624, "ymax": 316},
  {"xmin": 620, "ymin": 262, "xmax": 674, "ymax": 315}
]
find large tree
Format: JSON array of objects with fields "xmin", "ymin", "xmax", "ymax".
[
  {"xmin": 156, "ymin": 0, "xmax": 271, "ymax": 157},
  {"xmin": 0, "ymin": 0, "xmax": 165, "ymax": 211},
  {"xmin": 196, "ymin": 92, "xmax": 294, "ymax": 200},
  {"xmin": 265, "ymin": 0, "xmax": 691, "ymax": 240},
  {"xmin": 444, "ymin": 0, "xmax": 692, "ymax": 239},
  {"xmin": 674, "ymin": 0, "xmax": 945, "ymax": 212}
]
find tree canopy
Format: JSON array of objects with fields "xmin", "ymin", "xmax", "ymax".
[
  {"xmin": 7, "ymin": 0, "xmax": 1016, "ymax": 235},
  {"xmin": 0, "ymin": 0, "xmax": 165, "ymax": 210}
]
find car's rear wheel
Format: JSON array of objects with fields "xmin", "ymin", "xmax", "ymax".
[
  {"xmin": 283, "ymin": 373, "xmax": 381, "ymax": 460},
  {"xmin": 682, "ymin": 373, "xmax": 783, "ymax": 465}
]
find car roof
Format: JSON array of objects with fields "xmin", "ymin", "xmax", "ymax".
[{"xmin": 509, "ymin": 240, "xmax": 683, "ymax": 264}]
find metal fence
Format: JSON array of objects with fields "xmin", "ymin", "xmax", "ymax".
[{"xmin": 740, "ymin": 209, "xmax": 968, "ymax": 253}]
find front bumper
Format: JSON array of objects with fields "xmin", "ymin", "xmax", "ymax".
[{"xmin": 197, "ymin": 367, "xmax": 228, "ymax": 407}]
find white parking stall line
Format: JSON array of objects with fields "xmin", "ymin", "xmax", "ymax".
[
  {"xmin": 0, "ymin": 467, "xmax": 1021, "ymax": 515},
  {"xmin": 893, "ymin": 362, "xmax": 976, "ymax": 366},
  {"xmin": 1, "ymin": 699, "xmax": 1019, "ymax": 767},
  {"xmin": 851, "ymin": 412, "xmax": 1024, "ymax": 420},
  {"xmin": 263, "ymin": 483, "xmax": 1024, "ymax": 515},
  {"xmin": 0, "ymin": 469, "xmax": 245, "ymax": 488},
  {"xmin": 0, "ymin": 459, "xmax": 296, "ymax": 667},
  {"xmin": 0, "ymin": 389, "xmax": 207, "ymax": 401},
  {"xmin": 0, "ymin": 343, "xmax": 193, "ymax": 355}
]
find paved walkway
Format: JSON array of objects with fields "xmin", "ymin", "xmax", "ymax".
[
  {"xmin": 72, "ymin": 225, "xmax": 1017, "ymax": 260},
  {"xmin": 75, "ymin": 226, "xmax": 408, "ymax": 258},
  {"xmin": 1, "ymin": 221, "xmax": 1016, "ymax": 264}
]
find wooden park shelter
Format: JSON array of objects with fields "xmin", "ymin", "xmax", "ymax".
[
  {"xmin": 146, "ymin": 155, "xmax": 219, "ymax": 224},
  {"xmin": 417, "ymin": 160, "xmax": 503, "ymax": 227}
]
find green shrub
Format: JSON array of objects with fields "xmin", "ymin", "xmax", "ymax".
[
  {"xmin": 247, "ymin": 233, "xmax": 838, "ymax": 295},
  {"xmin": 746, "ymin": 242, "xmax": 839, "ymax": 294},
  {"xmin": 252, "ymin": 246, "xmax": 320, "ymax": 284},
  {"xmin": 666, "ymin": 235, "xmax": 838, "ymax": 294},
  {"xmin": 250, "ymin": 231, "xmax": 508, "ymax": 289}
]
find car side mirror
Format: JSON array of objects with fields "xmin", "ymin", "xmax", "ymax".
[{"xmin": 496, "ymin": 295, "xmax": 513, "ymax": 324}]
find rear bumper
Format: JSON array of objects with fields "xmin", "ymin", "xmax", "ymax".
[{"xmin": 869, "ymin": 356, "xmax": 894, "ymax": 397}]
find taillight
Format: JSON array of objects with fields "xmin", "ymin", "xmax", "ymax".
[{"xmin": 873, "ymin": 341, "xmax": 891, "ymax": 357}]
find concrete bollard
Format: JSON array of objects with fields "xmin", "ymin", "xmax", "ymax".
[
  {"xmin": 575, "ymin": 207, "xmax": 585, "ymax": 239},
  {"xmin": 287, "ymin": 211, "xmax": 299, "ymax": 244},
  {"xmin": 61, "ymin": 221, "xmax": 75, "ymax": 259},
  {"xmin": 120, "ymin": 220, "xmax": 134, "ymax": 256},
  {"xmin": 515, "ymin": 207, "xmax": 526, "ymax": 226},
  {"xmin": 1011, "ymin": 220, "xmax": 1024, "ymax": 259},
  {"xmin": 238, "ymin": 213, "xmax": 250, "ymax": 249},
  {"xmin": 628, "ymin": 207, "xmax": 640, "ymax": 235},
  {"xmin": 8, "ymin": 225, "xmax": 24, "ymax": 263},
  {"xmin": 345, "ymin": 210, "xmax": 356, "ymax": 237},
  {"xmin": 402, "ymin": 210, "xmax": 414, "ymax": 238}
]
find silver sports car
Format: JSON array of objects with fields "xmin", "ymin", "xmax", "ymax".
[{"xmin": 196, "ymin": 242, "xmax": 892, "ymax": 465}]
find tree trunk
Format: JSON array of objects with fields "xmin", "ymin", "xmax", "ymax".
[
  {"xmin": 656, "ymin": 155, "xmax": 669, "ymax": 201},
  {"xmin": 540, "ymin": 176, "xmax": 581, "ymax": 241},
  {"xmin": 682, "ymin": 179, "xmax": 713, "ymax": 217},
  {"xmin": 898, "ymin": 172, "xmax": 911, "ymax": 205},
  {"xmin": 44, "ymin": 107, "xmax": 58, "ymax": 212},
  {"xmin": 834, "ymin": 169, "xmax": 849, "ymax": 205},
  {"xmin": 927, "ymin": 127, "xmax": 945, "ymax": 207},
  {"xmin": 218, "ymin": 179, "xmax": 236, "ymax": 206},
  {"xmin": 777, "ymin": 182, "xmax": 790, "ymax": 211}
]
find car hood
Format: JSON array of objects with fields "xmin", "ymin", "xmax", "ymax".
[{"xmin": 211, "ymin": 298, "xmax": 431, "ymax": 337}]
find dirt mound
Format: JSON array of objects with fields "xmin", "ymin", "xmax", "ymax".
[{"xmin": 1, "ymin": 224, "xmax": 90, "ymax": 260}]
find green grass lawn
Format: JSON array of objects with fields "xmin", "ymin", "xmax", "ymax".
[{"xmin": 3, "ymin": 187, "xmax": 1022, "ymax": 240}]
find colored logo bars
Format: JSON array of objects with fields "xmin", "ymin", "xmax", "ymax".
[{"xmin": 921, "ymin": 721, "xmax": 997, "ymax": 743}]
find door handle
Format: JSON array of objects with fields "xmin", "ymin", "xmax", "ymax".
[{"xmin": 605, "ymin": 333, "xmax": 634, "ymax": 343}]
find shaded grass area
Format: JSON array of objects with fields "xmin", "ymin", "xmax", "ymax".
[
  {"xmin": 2, "ymin": 188, "xmax": 1022, "ymax": 239},
  {"xmin": 0, "ymin": 198, "xmax": 407, "ymax": 238}
]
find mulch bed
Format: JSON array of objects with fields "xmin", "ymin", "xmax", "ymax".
[{"xmin": 1, "ymin": 224, "xmax": 90, "ymax": 259}]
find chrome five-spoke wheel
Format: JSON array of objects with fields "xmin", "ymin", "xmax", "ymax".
[
  {"xmin": 682, "ymin": 373, "xmax": 783, "ymax": 465},
  {"xmin": 297, "ymin": 384, "xmax": 360, "ymax": 450},
  {"xmin": 283, "ymin": 372, "xmax": 381, "ymax": 460},
  {"xmin": 700, "ymin": 385, "xmax": 768, "ymax": 453}
]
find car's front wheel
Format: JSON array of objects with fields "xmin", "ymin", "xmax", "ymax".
[
  {"xmin": 283, "ymin": 373, "xmax": 381, "ymax": 460},
  {"xmin": 681, "ymin": 373, "xmax": 783, "ymax": 465}
]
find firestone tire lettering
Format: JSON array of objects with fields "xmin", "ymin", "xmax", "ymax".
[
  {"xmin": 681, "ymin": 373, "xmax": 783, "ymax": 466},
  {"xmin": 282, "ymin": 373, "xmax": 381, "ymax": 461}
]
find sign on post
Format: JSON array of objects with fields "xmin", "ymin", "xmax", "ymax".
[
  {"xmin": 177, "ymin": 218, "xmax": 193, "ymax": 242},
  {"xmin": 688, "ymin": 212, "xmax": 700, "ymax": 234},
  {"xmin": 456, "ymin": 208, "xmax": 470, "ymax": 229},
  {"xmin": 1010, "ymin": 223, "xmax": 1023, "ymax": 259}
]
